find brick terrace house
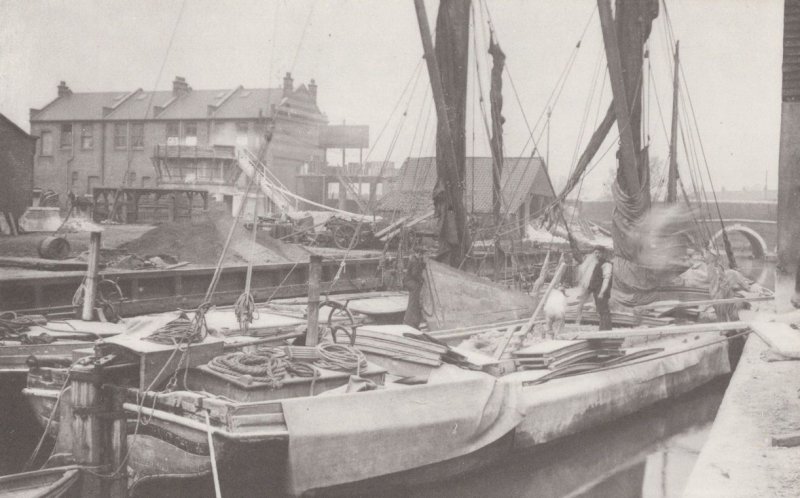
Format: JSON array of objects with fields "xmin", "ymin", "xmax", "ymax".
[
  {"xmin": 295, "ymin": 160, "xmax": 397, "ymax": 213},
  {"xmin": 29, "ymin": 73, "xmax": 338, "ymax": 205},
  {"xmin": 377, "ymin": 156, "xmax": 554, "ymax": 231},
  {"xmin": 0, "ymin": 113, "xmax": 37, "ymax": 226}
]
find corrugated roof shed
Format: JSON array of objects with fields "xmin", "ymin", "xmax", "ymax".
[{"xmin": 378, "ymin": 156, "xmax": 552, "ymax": 215}]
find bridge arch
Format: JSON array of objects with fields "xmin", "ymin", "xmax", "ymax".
[{"xmin": 709, "ymin": 224, "xmax": 768, "ymax": 260}]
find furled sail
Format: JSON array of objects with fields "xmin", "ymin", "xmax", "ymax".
[
  {"xmin": 433, "ymin": 0, "xmax": 471, "ymax": 266},
  {"xmin": 598, "ymin": 0, "xmax": 670, "ymax": 307},
  {"xmin": 489, "ymin": 34, "xmax": 505, "ymax": 225}
]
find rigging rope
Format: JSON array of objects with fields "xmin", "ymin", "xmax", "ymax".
[{"xmin": 290, "ymin": 0, "xmax": 317, "ymax": 74}]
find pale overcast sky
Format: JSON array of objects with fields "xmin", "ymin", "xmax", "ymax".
[{"xmin": 0, "ymin": 0, "xmax": 783, "ymax": 199}]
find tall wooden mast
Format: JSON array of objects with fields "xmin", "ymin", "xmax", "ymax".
[
  {"xmin": 666, "ymin": 41, "xmax": 680, "ymax": 204},
  {"xmin": 596, "ymin": 0, "xmax": 641, "ymax": 196},
  {"xmin": 778, "ymin": 0, "xmax": 800, "ymax": 271},
  {"xmin": 413, "ymin": 0, "xmax": 471, "ymax": 267}
]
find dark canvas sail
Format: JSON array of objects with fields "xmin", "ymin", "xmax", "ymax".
[
  {"xmin": 596, "ymin": 0, "xmax": 665, "ymax": 306},
  {"xmin": 489, "ymin": 35, "xmax": 505, "ymax": 224},
  {"xmin": 433, "ymin": 0, "xmax": 471, "ymax": 266}
]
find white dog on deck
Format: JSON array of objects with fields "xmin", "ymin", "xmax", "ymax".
[{"xmin": 544, "ymin": 284, "xmax": 567, "ymax": 338}]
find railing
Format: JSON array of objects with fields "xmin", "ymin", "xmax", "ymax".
[{"xmin": 153, "ymin": 144, "xmax": 237, "ymax": 160}]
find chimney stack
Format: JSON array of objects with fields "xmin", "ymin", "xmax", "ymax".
[
  {"xmin": 283, "ymin": 72, "xmax": 294, "ymax": 97},
  {"xmin": 308, "ymin": 79, "xmax": 317, "ymax": 103},
  {"xmin": 57, "ymin": 81, "xmax": 72, "ymax": 98},
  {"xmin": 172, "ymin": 76, "xmax": 191, "ymax": 97}
]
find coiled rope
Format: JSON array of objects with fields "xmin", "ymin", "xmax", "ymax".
[
  {"xmin": 144, "ymin": 302, "xmax": 213, "ymax": 346},
  {"xmin": 207, "ymin": 351, "xmax": 289, "ymax": 388},
  {"xmin": 315, "ymin": 343, "xmax": 367, "ymax": 375},
  {"xmin": 205, "ymin": 343, "xmax": 367, "ymax": 390},
  {"xmin": 206, "ymin": 346, "xmax": 321, "ymax": 390}
]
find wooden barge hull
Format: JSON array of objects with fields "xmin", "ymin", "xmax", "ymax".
[
  {"xmin": 23, "ymin": 334, "xmax": 731, "ymax": 496},
  {"xmin": 0, "ymin": 257, "xmax": 388, "ymax": 318}
]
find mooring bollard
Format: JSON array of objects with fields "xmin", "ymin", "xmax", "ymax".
[
  {"xmin": 69, "ymin": 351, "xmax": 128, "ymax": 497},
  {"xmin": 70, "ymin": 364, "xmax": 103, "ymax": 496}
]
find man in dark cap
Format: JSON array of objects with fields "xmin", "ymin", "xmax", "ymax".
[{"xmin": 587, "ymin": 246, "xmax": 613, "ymax": 330}]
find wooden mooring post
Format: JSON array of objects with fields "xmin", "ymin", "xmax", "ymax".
[
  {"xmin": 306, "ymin": 255, "xmax": 323, "ymax": 346},
  {"xmin": 82, "ymin": 231, "xmax": 101, "ymax": 321},
  {"xmin": 70, "ymin": 357, "xmax": 128, "ymax": 497}
]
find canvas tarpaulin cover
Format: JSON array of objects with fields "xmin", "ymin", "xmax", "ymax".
[{"xmin": 281, "ymin": 364, "xmax": 524, "ymax": 495}]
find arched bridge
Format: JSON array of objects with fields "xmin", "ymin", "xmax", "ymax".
[{"xmin": 709, "ymin": 224, "xmax": 769, "ymax": 260}]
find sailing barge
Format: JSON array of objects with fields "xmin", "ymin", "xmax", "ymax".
[{"xmin": 21, "ymin": 259, "xmax": 740, "ymax": 496}]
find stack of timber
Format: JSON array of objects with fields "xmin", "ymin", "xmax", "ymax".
[
  {"xmin": 352, "ymin": 329, "xmax": 447, "ymax": 366},
  {"xmin": 350, "ymin": 328, "xmax": 448, "ymax": 377},
  {"xmin": 564, "ymin": 308, "xmax": 674, "ymax": 327},
  {"xmin": 512, "ymin": 339, "xmax": 625, "ymax": 371}
]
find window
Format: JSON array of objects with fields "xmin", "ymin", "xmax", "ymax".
[
  {"xmin": 184, "ymin": 121, "xmax": 197, "ymax": 145},
  {"xmin": 131, "ymin": 123, "xmax": 144, "ymax": 149},
  {"xmin": 80, "ymin": 124, "xmax": 93, "ymax": 150},
  {"xmin": 60, "ymin": 124, "xmax": 72, "ymax": 149},
  {"xmin": 236, "ymin": 122, "xmax": 248, "ymax": 146},
  {"xmin": 359, "ymin": 182, "xmax": 371, "ymax": 199},
  {"xmin": 71, "ymin": 171, "xmax": 79, "ymax": 188},
  {"xmin": 375, "ymin": 182, "xmax": 384, "ymax": 197},
  {"xmin": 40, "ymin": 131, "xmax": 53, "ymax": 156},
  {"xmin": 114, "ymin": 123, "xmax": 127, "ymax": 149},
  {"xmin": 327, "ymin": 182, "xmax": 340, "ymax": 200},
  {"xmin": 166, "ymin": 122, "xmax": 180, "ymax": 145},
  {"xmin": 141, "ymin": 176, "xmax": 152, "ymax": 187}
]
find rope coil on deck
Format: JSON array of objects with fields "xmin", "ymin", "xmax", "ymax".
[
  {"xmin": 206, "ymin": 347, "xmax": 320, "ymax": 389},
  {"xmin": 144, "ymin": 302, "xmax": 213, "ymax": 346},
  {"xmin": 207, "ymin": 352, "xmax": 289, "ymax": 388},
  {"xmin": 314, "ymin": 343, "xmax": 367, "ymax": 375},
  {"xmin": 205, "ymin": 343, "xmax": 367, "ymax": 389}
]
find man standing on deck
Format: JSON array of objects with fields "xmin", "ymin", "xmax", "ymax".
[{"xmin": 587, "ymin": 246, "xmax": 613, "ymax": 330}]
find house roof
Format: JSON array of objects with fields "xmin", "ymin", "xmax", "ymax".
[
  {"xmin": 211, "ymin": 88, "xmax": 283, "ymax": 119},
  {"xmin": 32, "ymin": 92, "xmax": 122, "ymax": 121},
  {"xmin": 31, "ymin": 84, "xmax": 323, "ymax": 122},
  {"xmin": 378, "ymin": 156, "xmax": 553, "ymax": 215},
  {"xmin": 154, "ymin": 89, "xmax": 226, "ymax": 120},
  {"xmin": 104, "ymin": 90, "xmax": 174, "ymax": 120},
  {"xmin": 0, "ymin": 113, "xmax": 35, "ymax": 139}
]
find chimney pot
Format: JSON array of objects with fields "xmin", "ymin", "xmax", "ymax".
[
  {"xmin": 308, "ymin": 79, "xmax": 318, "ymax": 103},
  {"xmin": 57, "ymin": 81, "xmax": 72, "ymax": 98},
  {"xmin": 173, "ymin": 76, "xmax": 190, "ymax": 97},
  {"xmin": 283, "ymin": 72, "xmax": 294, "ymax": 97}
]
